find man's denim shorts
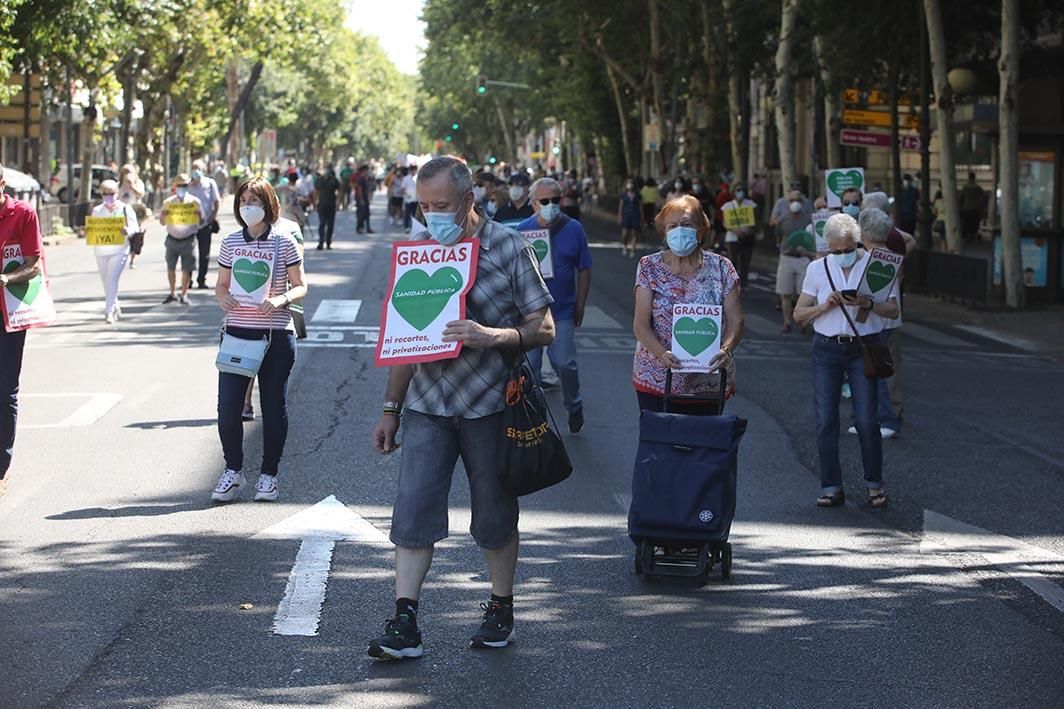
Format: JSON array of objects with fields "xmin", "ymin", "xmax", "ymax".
[{"xmin": 390, "ymin": 410, "xmax": 518, "ymax": 550}]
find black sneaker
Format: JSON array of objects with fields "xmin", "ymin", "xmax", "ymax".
[
  {"xmin": 368, "ymin": 613, "xmax": 423, "ymax": 660},
  {"xmin": 568, "ymin": 408, "xmax": 585, "ymax": 434},
  {"xmin": 470, "ymin": 601, "xmax": 514, "ymax": 649},
  {"xmin": 162, "ymin": 294, "xmax": 177, "ymax": 304}
]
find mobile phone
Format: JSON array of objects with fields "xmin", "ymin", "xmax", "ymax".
[{"xmin": 840, "ymin": 289, "xmax": 858, "ymax": 298}]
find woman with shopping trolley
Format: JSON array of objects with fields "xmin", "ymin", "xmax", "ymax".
[{"xmin": 632, "ymin": 195, "xmax": 745, "ymax": 414}]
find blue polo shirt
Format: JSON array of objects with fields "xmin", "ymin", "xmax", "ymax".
[{"xmin": 516, "ymin": 213, "xmax": 592, "ymax": 321}]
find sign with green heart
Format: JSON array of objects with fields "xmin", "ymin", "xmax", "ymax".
[
  {"xmin": 2, "ymin": 244, "xmax": 58, "ymax": 333},
  {"xmin": 521, "ymin": 228, "xmax": 554, "ymax": 279},
  {"xmin": 857, "ymin": 246, "xmax": 905, "ymax": 303},
  {"xmin": 824, "ymin": 167, "xmax": 865, "ymax": 208},
  {"xmin": 786, "ymin": 229, "xmax": 816, "ymax": 253},
  {"xmin": 229, "ymin": 249, "xmax": 275, "ymax": 306},
  {"xmin": 671, "ymin": 303, "xmax": 722, "ymax": 372},
  {"xmin": 376, "ymin": 239, "xmax": 479, "ymax": 366}
]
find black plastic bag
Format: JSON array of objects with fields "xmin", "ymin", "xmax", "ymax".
[{"xmin": 501, "ymin": 359, "xmax": 572, "ymax": 496}]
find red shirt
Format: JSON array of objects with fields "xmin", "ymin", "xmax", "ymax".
[{"xmin": 0, "ymin": 194, "xmax": 43, "ymax": 258}]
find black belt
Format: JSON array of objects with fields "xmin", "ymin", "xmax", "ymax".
[{"xmin": 816, "ymin": 334, "xmax": 860, "ymax": 345}]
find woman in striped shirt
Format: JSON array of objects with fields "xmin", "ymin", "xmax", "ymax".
[{"xmin": 211, "ymin": 177, "xmax": 308, "ymax": 503}]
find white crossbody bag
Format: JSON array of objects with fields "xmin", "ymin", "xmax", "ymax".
[{"xmin": 215, "ymin": 234, "xmax": 279, "ymax": 377}]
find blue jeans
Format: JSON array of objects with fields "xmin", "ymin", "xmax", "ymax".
[
  {"xmin": 812, "ymin": 334, "xmax": 883, "ymax": 493},
  {"xmin": 217, "ymin": 328, "xmax": 296, "ymax": 475},
  {"xmin": 0, "ymin": 327, "xmax": 26, "ymax": 478},
  {"xmin": 526, "ymin": 317, "xmax": 582, "ymax": 414}
]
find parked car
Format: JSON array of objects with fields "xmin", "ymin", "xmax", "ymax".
[
  {"xmin": 2, "ymin": 165, "xmax": 42, "ymax": 204},
  {"xmin": 49, "ymin": 164, "xmax": 117, "ymax": 203}
]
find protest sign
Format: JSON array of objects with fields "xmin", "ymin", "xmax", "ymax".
[
  {"xmin": 786, "ymin": 229, "xmax": 816, "ymax": 253},
  {"xmin": 723, "ymin": 205, "xmax": 756, "ymax": 230},
  {"xmin": 85, "ymin": 216, "xmax": 126, "ymax": 246},
  {"xmin": 229, "ymin": 243, "xmax": 276, "ymax": 306},
  {"xmin": 2, "ymin": 243, "xmax": 58, "ymax": 332},
  {"xmin": 671, "ymin": 303, "xmax": 722, "ymax": 373},
  {"xmin": 811, "ymin": 209, "xmax": 833, "ymax": 252},
  {"xmin": 167, "ymin": 201, "xmax": 200, "ymax": 225},
  {"xmin": 858, "ymin": 246, "xmax": 904, "ymax": 303},
  {"xmin": 521, "ymin": 228, "xmax": 553, "ymax": 279},
  {"xmin": 824, "ymin": 167, "xmax": 865, "ymax": 207},
  {"xmin": 375, "ymin": 239, "xmax": 479, "ymax": 366}
]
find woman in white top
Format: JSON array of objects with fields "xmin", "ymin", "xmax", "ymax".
[
  {"xmin": 90, "ymin": 179, "xmax": 139, "ymax": 323},
  {"xmin": 118, "ymin": 164, "xmax": 147, "ymax": 268},
  {"xmin": 794, "ymin": 213, "xmax": 898, "ymax": 509}
]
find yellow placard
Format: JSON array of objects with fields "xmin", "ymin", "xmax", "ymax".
[
  {"xmin": 723, "ymin": 206, "xmax": 756, "ymax": 230},
  {"xmin": 842, "ymin": 109, "xmax": 920, "ymax": 130},
  {"xmin": 167, "ymin": 201, "xmax": 200, "ymax": 225},
  {"xmin": 85, "ymin": 216, "xmax": 126, "ymax": 246}
]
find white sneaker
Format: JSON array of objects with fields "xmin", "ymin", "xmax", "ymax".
[
  {"xmin": 211, "ymin": 469, "xmax": 246, "ymax": 502},
  {"xmin": 254, "ymin": 474, "xmax": 278, "ymax": 501},
  {"xmin": 847, "ymin": 425, "xmax": 858, "ymax": 435},
  {"xmin": 880, "ymin": 427, "xmax": 897, "ymax": 440},
  {"xmin": 104, "ymin": 313, "xmax": 116, "ymax": 324}
]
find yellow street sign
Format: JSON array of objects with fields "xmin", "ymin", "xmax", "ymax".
[
  {"xmin": 843, "ymin": 89, "xmax": 912, "ymax": 107},
  {"xmin": 842, "ymin": 109, "xmax": 919, "ymax": 130}
]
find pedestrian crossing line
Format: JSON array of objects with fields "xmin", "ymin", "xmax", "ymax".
[
  {"xmin": 581, "ymin": 305, "xmax": 625, "ymax": 331},
  {"xmin": 311, "ymin": 299, "xmax": 362, "ymax": 323}
]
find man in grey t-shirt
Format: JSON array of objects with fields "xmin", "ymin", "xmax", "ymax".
[{"xmin": 188, "ymin": 159, "xmax": 220, "ymax": 289}]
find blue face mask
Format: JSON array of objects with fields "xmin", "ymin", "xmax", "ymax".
[
  {"xmin": 666, "ymin": 226, "xmax": 699, "ymax": 257},
  {"xmin": 539, "ymin": 202, "xmax": 560, "ymax": 223},
  {"xmin": 833, "ymin": 250, "xmax": 859, "ymax": 269},
  {"xmin": 424, "ymin": 211, "xmax": 463, "ymax": 245},
  {"xmin": 842, "ymin": 204, "xmax": 860, "ymax": 218},
  {"xmin": 191, "ymin": 169, "xmax": 203, "ymax": 180}
]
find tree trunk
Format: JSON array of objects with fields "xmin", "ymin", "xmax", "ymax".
[
  {"xmin": 923, "ymin": 0, "xmax": 962, "ymax": 253},
  {"xmin": 220, "ymin": 60, "xmax": 264, "ymax": 165},
  {"xmin": 605, "ymin": 64, "xmax": 634, "ymax": 177},
  {"xmin": 814, "ymin": 35, "xmax": 841, "ymax": 169},
  {"xmin": 80, "ymin": 95, "xmax": 96, "ymax": 204},
  {"xmin": 700, "ymin": 1, "xmax": 718, "ymax": 174},
  {"xmin": 648, "ymin": 0, "xmax": 668, "ymax": 169},
  {"xmin": 999, "ymin": 0, "xmax": 1024, "ymax": 308},
  {"xmin": 721, "ymin": 0, "xmax": 745, "ymax": 181},
  {"xmin": 773, "ymin": 0, "xmax": 799, "ymax": 189},
  {"xmin": 888, "ymin": 46, "xmax": 903, "ymax": 213}
]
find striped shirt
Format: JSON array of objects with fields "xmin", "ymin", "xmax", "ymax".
[
  {"xmin": 405, "ymin": 217, "xmax": 554, "ymax": 419},
  {"xmin": 218, "ymin": 226, "xmax": 302, "ymax": 330}
]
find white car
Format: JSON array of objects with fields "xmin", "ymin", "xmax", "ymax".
[
  {"xmin": 49, "ymin": 164, "xmax": 118, "ymax": 203},
  {"xmin": 2, "ymin": 165, "xmax": 42, "ymax": 202}
]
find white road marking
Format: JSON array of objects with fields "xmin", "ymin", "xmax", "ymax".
[
  {"xmin": 902, "ymin": 322, "xmax": 975, "ymax": 349},
  {"xmin": 311, "ymin": 299, "xmax": 363, "ymax": 323},
  {"xmin": 21, "ymin": 393, "xmax": 123, "ymax": 429},
  {"xmin": 256, "ymin": 495, "xmax": 389, "ymax": 637},
  {"xmin": 581, "ymin": 305, "xmax": 624, "ymax": 331},
  {"xmin": 742, "ymin": 313, "xmax": 786, "ymax": 338},
  {"xmin": 954, "ymin": 325, "xmax": 1040, "ymax": 352},
  {"xmin": 921, "ymin": 509, "xmax": 1064, "ymax": 614}
]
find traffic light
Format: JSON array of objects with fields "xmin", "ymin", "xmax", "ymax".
[
  {"xmin": 552, "ymin": 146, "xmax": 561, "ymax": 155},
  {"xmin": 444, "ymin": 135, "xmax": 453, "ymax": 142},
  {"xmin": 488, "ymin": 155, "xmax": 497, "ymax": 165},
  {"xmin": 452, "ymin": 122, "xmax": 460, "ymax": 131},
  {"xmin": 475, "ymin": 74, "xmax": 487, "ymax": 96}
]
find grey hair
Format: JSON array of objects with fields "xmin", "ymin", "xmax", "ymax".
[
  {"xmin": 417, "ymin": 156, "xmax": 473, "ymax": 197},
  {"xmin": 858, "ymin": 208, "xmax": 893, "ymax": 243},
  {"xmin": 530, "ymin": 177, "xmax": 561, "ymax": 199},
  {"xmin": 862, "ymin": 191, "xmax": 890, "ymax": 214},
  {"xmin": 823, "ymin": 213, "xmax": 860, "ymax": 244}
]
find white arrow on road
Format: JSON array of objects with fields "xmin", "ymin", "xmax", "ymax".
[
  {"xmin": 921, "ymin": 509, "xmax": 1064, "ymax": 613},
  {"xmin": 254, "ymin": 495, "xmax": 390, "ymax": 636}
]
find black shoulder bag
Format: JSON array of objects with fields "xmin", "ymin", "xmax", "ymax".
[{"xmin": 823, "ymin": 259, "xmax": 894, "ymax": 379}]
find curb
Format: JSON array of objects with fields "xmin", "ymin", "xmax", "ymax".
[{"xmin": 42, "ymin": 233, "xmax": 80, "ymax": 247}]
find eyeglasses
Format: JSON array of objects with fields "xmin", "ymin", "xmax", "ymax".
[
  {"xmin": 842, "ymin": 201, "xmax": 860, "ymax": 207},
  {"xmin": 537, "ymin": 196, "xmax": 562, "ymax": 205},
  {"xmin": 829, "ymin": 247, "xmax": 856, "ymax": 255}
]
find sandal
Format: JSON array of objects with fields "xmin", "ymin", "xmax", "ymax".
[
  {"xmin": 816, "ymin": 491, "xmax": 845, "ymax": 507},
  {"xmin": 868, "ymin": 490, "xmax": 889, "ymax": 509}
]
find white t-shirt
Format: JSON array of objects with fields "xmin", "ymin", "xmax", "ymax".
[
  {"xmin": 90, "ymin": 201, "xmax": 139, "ymax": 255},
  {"xmin": 401, "ymin": 175, "xmax": 417, "ymax": 202},
  {"xmin": 801, "ymin": 252, "xmax": 897, "ymax": 337},
  {"xmin": 722, "ymin": 198, "xmax": 757, "ymax": 243}
]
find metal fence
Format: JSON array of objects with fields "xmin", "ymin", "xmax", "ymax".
[
  {"xmin": 903, "ymin": 249, "xmax": 990, "ymax": 305},
  {"xmin": 37, "ymin": 201, "xmax": 92, "ymax": 235}
]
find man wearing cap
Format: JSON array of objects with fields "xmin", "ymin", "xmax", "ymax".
[
  {"xmin": 493, "ymin": 172, "xmax": 534, "ymax": 225},
  {"xmin": 0, "ymin": 166, "xmax": 43, "ymax": 496},
  {"xmin": 517, "ymin": 177, "xmax": 593, "ymax": 433},
  {"xmin": 159, "ymin": 173, "xmax": 204, "ymax": 304},
  {"xmin": 189, "ymin": 159, "xmax": 221, "ymax": 289}
]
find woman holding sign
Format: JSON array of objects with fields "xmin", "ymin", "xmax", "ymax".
[
  {"xmin": 89, "ymin": 180, "xmax": 139, "ymax": 324},
  {"xmin": 211, "ymin": 177, "xmax": 307, "ymax": 503},
  {"xmin": 632, "ymin": 195, "xmax": 744, "ymax": 414}
]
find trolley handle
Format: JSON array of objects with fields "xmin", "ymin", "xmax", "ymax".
[{"xmin": 663, "ymin": 367, "xmax": 728, "ymax": 414}]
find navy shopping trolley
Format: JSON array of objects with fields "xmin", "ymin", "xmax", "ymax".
[{"xmin": 628, "ymin": 369, "xmax": 747, "ymax": 585}]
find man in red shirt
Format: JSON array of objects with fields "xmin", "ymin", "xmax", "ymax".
[{"xmin": 0, "ymin": 165, "xmax": 44, "ymax": 496}]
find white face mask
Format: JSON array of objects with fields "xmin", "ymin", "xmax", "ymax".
[
  {"xmin": 509, "ymin": 186, "xmax": 525, "ymax": 202},
  {"xmin": 473, "ymin": 185, "xmax": 486, "ymax": 201},
  {"xmin": 240, "ymin": 205, "xmax": 266, "ymax": 227},
  {"xmin": 175, "ymin": 187, "xmax": 188, "ymax": 198},
  {"xmin": 789, "ymin": 201, "xmax": 802, "ymax": 213}
]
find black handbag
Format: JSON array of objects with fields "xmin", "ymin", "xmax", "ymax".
[{"xmin": 500, "ymin": 335, "xmax": 572, "ymax": 496}]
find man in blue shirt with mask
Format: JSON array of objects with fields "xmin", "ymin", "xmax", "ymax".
[{"xmin": 517, "ymin": 177, "xmax": 593, "ymax": 433}]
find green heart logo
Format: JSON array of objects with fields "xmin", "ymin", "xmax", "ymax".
[
  {"xmin": 3, "ymin": 260, "xmax": 41, "ymax": 305},
  {"xmin": 866, "ymin": 261, "xmax": 896, "ymax": 293},
  {"xmin": 786, "ymin": 230, "xmax": 815, "ymax": 252},
  {"xmin": 674, "ymin": 316, "xmax": 719, "ymax": 357},
  {"xmin": 532, "ymin": 239, "xmax": 548, "ymax": 264},
  {"xmin": 815, "ymin": 221, "xmax": 826, "ymax": 236},
  {"xmin": 392, "ymin": 267, "xmax": 464, "ymax": 331},
  {"xmin": 827, "ymin": 169, "xmax": 864, "ymax": 195},
  {"xmin": 233, "ymin": 258, "xmax": 271, "ymax": 294}
]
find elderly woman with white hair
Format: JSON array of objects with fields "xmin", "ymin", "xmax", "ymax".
[
  {"xmin": 794, "ymin": 213, "xmax": 898, "ymax": 509},
  {"xmin": 90, "ymin": 179, "xmax": 140, "ymax": 323}
]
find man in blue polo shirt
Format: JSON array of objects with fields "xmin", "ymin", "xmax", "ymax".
[{"xmin": 517, "ymin": 177, "xmax": 592, "ymax": 433}]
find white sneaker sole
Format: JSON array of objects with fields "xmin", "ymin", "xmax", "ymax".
[
  {"xmin": 211, "ymin": 481, "xmax": 245, "ymax": 502},
  {"xmin": 369, "ymin": 644, "xmax": 424, "ymax": 660},
  {"xmin": 470, "ymin": 630, "xmax": 515, "ymax": 649},
  {"xmin": 254, "ymin": 488, "xmax": 278, "ymax": 502}
]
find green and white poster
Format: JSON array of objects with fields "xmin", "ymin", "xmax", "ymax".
[
  {"xmin": 521, "ymin": 228, "xmax": 554, "ymax": 279},
  {"xmin": 229, "ymin": 244, "xmax": 276, "ymax": 306},
  {"xmin": 2, "ymin": 243, "xmax": 58, "ymax": 333},
  {"xmin": 825, "ymin": 167, "xmax": 865, "ymax": 208},
  {"xmin": 858, "ymin": 246, "xmax": 904, "ymax": 303},
  {"xmin": 811, "ymin": 209, "xmax": 833, "ymax": 252},
  {"xmin": 671, "ymin": 303, "xmax": 722, "ymax": 373}
]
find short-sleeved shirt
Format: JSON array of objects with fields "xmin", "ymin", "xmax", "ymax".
[
  {"xmin": 402, "ymin": 175, "xmax": 418, "ymax": 202},
  {"xmin": 493, "ymin": 200, "xmax": 533, "ymax": 224},
  {"xmin": 187, "ymin": 177, "xmax": 221, "ymax": 224},
  {"xmin": 516, "ymin": 213, "xmax": 592, "ymax": 321},
  {"xmin": 722, "ymin": 198, "xmax": 758, "ymax": 243},
  {"xmin": 620, "ymin": 191, "xmax": 641, "ymax": 219},
  {"xmin": 405, "ymin": 217, "xmax": 554, "ymax": 419},
  {"xmin": 800, "ymin": 252, "xmax": 895, "ymax": 337},
  {"xmin": 90, "ymin": 201, "xmax": 139, "ymax": 254},
  {"xmin": 163, "ymin": 194, "xmax": 204, "ymax": 239},
  {"xmin": 315, "ymin": 175, "xmax": 341, "ymax": 209},
  {"xmin": 771, "ymin": 195, "xmax": 813, "ymax": 222},
  {"xmin": 639, "ymin": 186, "xmax": 658, "ymax": 205},
  {"xmin": 633, "ymin": 251, "xmax": 739, "ymax": 398},
  {"xmin": 776, "ymin": 209, "xmax": 813, "ymax": 256},
  {"xmin": 0, "ymin": 194, "xmax": 43, "ymax": 259},
  {"xmin": 218, "ymin": 227, "xmax": 303, "ymax": 331}
]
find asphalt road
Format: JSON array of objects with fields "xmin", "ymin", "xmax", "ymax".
[{"xmin": 1, "ymin": 194, "xmax": 1062, "ymax": 708}]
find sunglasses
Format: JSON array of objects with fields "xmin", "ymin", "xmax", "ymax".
[
  {"xmin": 537, "ymin": 196, "xmax": 562, "ymax": 205},
  {"xmin": 829, "ymin": 247, "xmax": 856, "ymax": 255},
  {"xmin": 842, "ymin": 201, "xmax": 860, "ymax": 207}
]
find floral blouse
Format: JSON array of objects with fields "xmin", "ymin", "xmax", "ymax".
[{"xmin": 633, "ymin": 250, "xmax": 740, "ymax": 398}]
